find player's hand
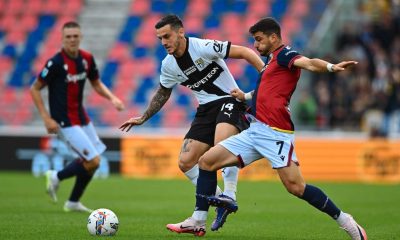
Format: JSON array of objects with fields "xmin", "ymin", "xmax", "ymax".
[
  {"xmin": 230, "ymin": 88, "xmax": 245, "ymax": 101},
  {"xmin": 119, "ymin": 117, "xmax": 145, "ymax": 132},
  {"xmin": 332, "ymin": 61, "xmax": 358, "ymax": 72},
  {"xmin": 44, "ymin": 117, "xmax": 59, "ymax": 134},
  {"xmin": 111, "ymin": 97, "xmax": 125, "ymax": 111}
]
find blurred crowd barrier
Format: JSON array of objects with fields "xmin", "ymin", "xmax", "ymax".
[{"xmin": 121, "ymin": 135, "xmax": 400, "ymax": 183}]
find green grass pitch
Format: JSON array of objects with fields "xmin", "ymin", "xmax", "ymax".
[{"xmin": 0, "ymin": 172, "xmax": 399, "ymax": 239}]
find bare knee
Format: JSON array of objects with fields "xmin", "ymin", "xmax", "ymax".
[
  {"xmin": 198, "ymin": 154, "xmax": 218, "ymax": 171},
  {"xmin": 178, "ymin": 158, "xmax": 196, "ymax": 172},
  {"xmin": 284, "ymin": 181, "xmax": 305, "ymax": 197}
]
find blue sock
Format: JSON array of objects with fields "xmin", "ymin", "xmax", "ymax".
[
  {"xmin": 69, "ymin": 170, "xmax": 93, "ymax": 202},
  {"xmin": 57, "ymin": 159, "xmax": 86, "ymax": 181},
  {"xmin": 195, "ymin": 169, "xmax": 217, "ymax": 211},
  {"xmin": 300, "ymin": 184, "xmax": 341, "ymax": 219}
]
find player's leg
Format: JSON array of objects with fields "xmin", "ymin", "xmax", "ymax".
[
  {"xmin": 58, "ymin": 124, "xmax": 103, "ymax": 212},
  {"xmin": 214, "ymin": 122, "xmax": 240, "ymax": 200},
  {"xmin": 277, "ymin": 164, "xmax": 367, "ymax": 239}
]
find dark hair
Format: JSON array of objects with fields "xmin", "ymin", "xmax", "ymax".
[
  {"xmin": 155, "ymin": 14, "xmax": 183, "ymax": 30},
  {"xmin": 62, "ymin": 21, "xmax": 80, "ymax": 30},
  {"xmin": 249, "ymin": 17, "xmax": 281, "ymax": 38}
]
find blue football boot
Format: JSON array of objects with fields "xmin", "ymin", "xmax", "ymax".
[{"xmin": 207, "ymin": 194, "xmax": 238, "ymax": 231}]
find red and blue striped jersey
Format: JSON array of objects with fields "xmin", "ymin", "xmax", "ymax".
[
  {"xmin": 251, "ymin": 45, "xmax": 302, "ymax": 132},
  {"xmin": 38, "ymin": 49, "xmax": 99, "ymax": 127}
]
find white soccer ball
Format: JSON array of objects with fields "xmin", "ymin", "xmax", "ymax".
[{"xmin": 87, "ymin": 208, "xmax": 119, "ymax": 236}]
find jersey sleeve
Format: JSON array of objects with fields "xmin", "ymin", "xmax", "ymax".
[
  {"xmin": 198, "ymin": 38, "xmax": 232, "ymax": 60},
  {"xmin": 277, "ymin": 46, "xmax": 302, "ymax": 69},
  {"xmin": 159, "ymin": 63, "xmax": 177, "ymax": 89},
  {"xmin": 37, "ymin": 59, "xmax": 57, "ymax": 84},
  {"xmin": 87, "ymin": 55, "xmax": 99, "ymax": 81}
]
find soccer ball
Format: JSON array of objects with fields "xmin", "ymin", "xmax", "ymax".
[{"xmin": 87, "ymin": 208, "xmax": 119, "ymax": 236}]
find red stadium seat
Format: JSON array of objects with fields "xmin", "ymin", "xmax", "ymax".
[
  {"xmin": 130, "ymin": 0, "xmax": 150, "ymax": 16},
  {"xmin": 108, "ymin": 43, "xmax": 131, "ymax": 62},
  {"xmin": 186, "ymin": 0, "xmax": 210, "ymax": 17},
  {"xmin": 20, "ymin": 14, "xmax": 38, "ymax": 32},
  {"xmin": 162, "ymin": 106, "xmax": 188, "ymax": 128}
]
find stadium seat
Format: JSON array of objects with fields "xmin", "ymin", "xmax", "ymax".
[{"xmin": 130, "ymin": 0, "xmax": 150, "ymax": 16}]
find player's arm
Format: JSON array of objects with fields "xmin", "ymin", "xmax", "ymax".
[
  {"xmin": 293, "ymin": 56, "xmax": 358, "ymax": 73},
  {"xmin": 90, "ymin": 79, "xmax": 125, "ymax": 111},
  {"xmin": 228, "ymin": 45, "xmax": 265, "ymax": 72},
  {"xmin": 119, "ymin": 85, "xmax": 172, "ymax": 132},
  {"xmin": 231, "ymin": 88, "xmax": 254, "ymax": 102},
  {"xmin": 30, "ymin": 79, "xmax": 59, "ymax": 134}
]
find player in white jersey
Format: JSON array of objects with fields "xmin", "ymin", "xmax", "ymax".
[{"xmin": 120, "ymin": 14, "xmax": 264, "ymax": 232}]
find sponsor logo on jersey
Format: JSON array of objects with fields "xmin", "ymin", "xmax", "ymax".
[
  {"xmin": 66, "ymin": 72, "xmax": 87, "ymax": 83},
  {"xmin": 183, "ymin": 65, "xmax": 197, "ymax": 75},
  {"xmin": 186, "ymin": 66, "xmax": 220, "ymax": 89}
]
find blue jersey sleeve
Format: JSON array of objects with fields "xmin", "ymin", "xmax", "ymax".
[{"xmin": 277, "ymin": 46, "xmax": 301, "ymax": 69}]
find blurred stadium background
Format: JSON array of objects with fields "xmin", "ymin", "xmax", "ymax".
[
  {"xmin": 0, "ymin": 0, "xmax": 399, "ymax": 182},
  {"xmin": 0, "ymin": 1, "xmax": 400, "ymax": 239}
]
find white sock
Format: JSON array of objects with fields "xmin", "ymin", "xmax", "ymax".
[
  {"xmin": 222, "ymin": 167, "xmax": 238, "ymax": 200},
  {"xmin": 335, "ymin": 211, "xmax": 347, "ymax": 226},
  {"xmin": 184, "ymin": 164, "xmax": 199, "ymax": 186},
  {"xmin": 192, "ymin": 210, "xmax": 208, "ymax": 221},
  {"xmin": 52, "ymin": 171, "xmax": 60, "ymax": 184},
  {"xmin": 185, "ymin": 164, "xmax": 223, "ymax": 196}
]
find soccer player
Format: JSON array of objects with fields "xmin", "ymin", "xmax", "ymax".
[
  {"xmin": 119, "ymin": 14, "xmax": 264, "ymax": 231},
  {"xmin": 30, "ymin": 21, "xmax": 125, "ymax": 212},
  {"xmin": 167, "ymin": 18, "xmax": 368, "ymax": 240}
]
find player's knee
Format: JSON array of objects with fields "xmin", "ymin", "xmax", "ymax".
[
  {"xmin": 198, "ymin": 155, "xmax": 216, "ymax": 171},
  {"xmin": 178, "ymin": 159, "xmax": 194, "ymax": 172},
  {"xmin": 285, "ymin": 182, "xmax": 305, "ymax": 197}
]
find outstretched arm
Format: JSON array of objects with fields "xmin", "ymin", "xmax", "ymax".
[
  {"xmin": 30, "ymin": 79, "xmax": 59, "ymax": 134},
  {"xmin": 293, "ymin": 56, "xmax": 358, "ymax": 73},
  {"xmin": 90, "ymin": 79, "xmax": 125, "ymax": 111},
  {"xmin": 119, "ymin": 86, "xmax": 172, "ymax": 132},
  {"xmin": 228, "ymin": 45, "xmax": 265, "ymax": 72}
]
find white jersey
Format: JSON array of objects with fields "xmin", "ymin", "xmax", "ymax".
[{"xmin": 160, "ymin": 37, "xmax": 239, "ymax": 105}]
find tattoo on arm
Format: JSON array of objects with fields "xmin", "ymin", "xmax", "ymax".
[{"xmin": 143, "ymin": 87, "xmax": 172, "ymax": 121}]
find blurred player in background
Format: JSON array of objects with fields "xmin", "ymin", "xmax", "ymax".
[
  {"xmin": 30, "ymin": 21, "xmax": 125, "ymax": 212},
  {"xmin": 167, "ymin": 17, "xmax": 367, "ymax": 240},
  {"xmin": 119, "ymin": 14, "xmax": 264, "ymax": 231}
]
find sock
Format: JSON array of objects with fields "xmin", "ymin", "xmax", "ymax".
[
  {"xmin": 192, "ymin": 210, "xmax": 208, "ymax": 221},
  {"xmin": 300, "ymin": 184, "xmax": 341, "ymax": 219},
  {"xmin": 335, "ymin": 211, "xmax": 348, "ymax": 226},
  {"xmin": 185, "ymin": 164, "xmax": 222, "ymax": 196},
  {"xmin": 222, "ymin": 167, "xmax": 238, "ymax": 200},
  {"xmin": 195, "ymin": 169, "xmax": 217, "ymax": 211},
  {"xmin": 69, "ymin": 169, "xmax": 93, "ymax": 202},
  {"xmin": 57, "ymin": 159, "xmax": 86, "ymax": 181},
  {"xmin": 184, "ymin": 164, "xmax": 199, "ymax": 185}
]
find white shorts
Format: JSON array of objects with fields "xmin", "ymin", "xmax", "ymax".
[
  {"xmin": 219, "ymin": 121, "xmax": 298, "ymax": 169},
  {"xmin": 58, "ymin": 122, "xmax": 106, "ymax": 161}
]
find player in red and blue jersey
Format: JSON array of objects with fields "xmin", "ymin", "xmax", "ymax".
[
  {"xmin": 167, "ymin": 18, "xmax": 367, "ymax": 240},
  {"xmin": 31, "ymin": 21, "xmax": 124, "ymax": 212}
]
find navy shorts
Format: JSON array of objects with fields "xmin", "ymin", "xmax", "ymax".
[{"xmin": 185, "ymin": 97, "xmax": 249, "ymax": 146}]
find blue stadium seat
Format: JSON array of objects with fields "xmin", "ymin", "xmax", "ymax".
[
  {"xmin": 271, "ymin": 0, "xmax": 288, "ymax": 21},
  {"xmin": 231, "ymin": 0, "xmax": 248, "ymax": 13},
  {"xmin": 131, "ymin": 46, "xmax": 148, "ymax": 58},
  {"xmin": 151, "ymin": 0, "xmax": 168, "ymax": 13},
  {"xmin": 170, "ymin": 0, "xmax": 188, "ymax": 15},
  {"xmin": 101, "ymin": 61, "xmax": 119, "ymax": 88},
  {"xmin": 2, "ymin": 44, "xmax": 17, "ymax": 58},
  {"xmin": 205, "ymin": 15, "xmax": 220, "ymax": 29}
]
